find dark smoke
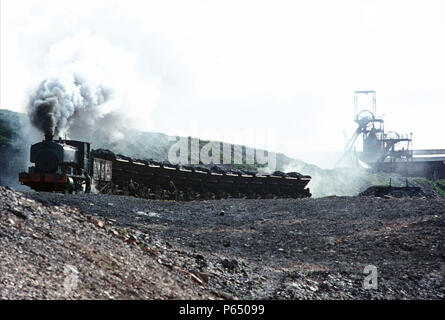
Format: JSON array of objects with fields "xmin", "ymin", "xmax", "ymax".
[
  {"xmin": 30, "ymin": 97, "xmax": 57, "ymax": 137},
  {"xmin": 28, "ymin": 74, "xmax": 112, "ymax": 139}
]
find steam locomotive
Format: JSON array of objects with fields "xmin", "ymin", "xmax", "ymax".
[
  {"xmin": 19, "ymin": 135, "xmax": 312, "ymax": 199},
  {"xmin": 19, "ymin": 134, "xmax": 91, "ymax": 193}
]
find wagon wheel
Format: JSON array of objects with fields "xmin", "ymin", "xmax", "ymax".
[
  {"xmin": 154, "ymin": 186, "xmax": 162, "ymax": 200},
  {"xmin": 186, "ymin": 188, "xmax": 195, "ymax": 201}
]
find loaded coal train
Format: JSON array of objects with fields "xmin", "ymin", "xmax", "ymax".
[{"xmin": 19, "ymin": 135, "xmax": 312, "ymax": 199}]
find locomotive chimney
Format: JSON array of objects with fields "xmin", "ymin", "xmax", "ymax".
[{"xmin": 44, "ymin": 133, "xmax": 53, "ymax": 141}]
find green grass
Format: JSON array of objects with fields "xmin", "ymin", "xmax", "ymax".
[
  {"xmin": 413, "ymin": 178, "xmax": 445, "ymax": 198},
  {"xmin": 138, "ymin": 243, "xmax": 146, "ymax": 250},
  {"xmin": 425, "ymin": 179, "xmax": 445, "ymax": 197}
]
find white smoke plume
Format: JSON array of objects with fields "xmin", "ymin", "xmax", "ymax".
[
  {"xmin": 26, "ymin": 29, "xmax": 161, "ymax": 143},
  {"xmin": 283, "ymin": 160, "xmax": 372, "ymax": 198},
  {"xmin": 28, "ymin": 73, "xmax": 112, "ymax": 139}
]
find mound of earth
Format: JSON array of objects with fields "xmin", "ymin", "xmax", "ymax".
[
  {"xmin": 0, "ymin": 186, "xmax": 217, "ymax": 299},
  {"xmin": 2, "ymin": 185, "xmax": 444, "ymax": 299},
  {"xmin": 359, "ymin": 185, "xmax": 437, "ymax": 198}
]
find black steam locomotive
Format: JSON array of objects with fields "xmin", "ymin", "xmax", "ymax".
[
  {"xmin": 19, "ymin": 135, "xmax": 312, "ymax": 199},
  {"xmin": 19, "ymin": 134, "xmax": 91, "ymax": 193}
]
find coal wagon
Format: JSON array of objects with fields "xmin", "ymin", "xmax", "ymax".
[{"xmin": 90, "ymin": 149, "xmax": 312, "ymax": 200}]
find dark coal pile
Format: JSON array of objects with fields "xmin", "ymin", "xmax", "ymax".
[
  {"xmin": 359, "ymin": 185, "xmax": 437, "ymax": 198},
  {"xmin": 18, "ymin": 189, "xmax": 445, "ymax": 299}
]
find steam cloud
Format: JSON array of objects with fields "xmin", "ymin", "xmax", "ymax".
[
  {"xmin": 24, "ymin": 28, "xmax": 162, "ymax": 144},
  {"xmin": 28, "ymin": 74, "xmax": 112, "ymax": 139}
]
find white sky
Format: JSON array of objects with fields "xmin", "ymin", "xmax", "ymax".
[{"xmin": 1, "ymin": 0, "xmax": 444, "ymax": 165}]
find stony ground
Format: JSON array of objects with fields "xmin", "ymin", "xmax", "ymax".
[{"xmin": 1, "ymin": 185, "xmax": 444, "ymax": 299}]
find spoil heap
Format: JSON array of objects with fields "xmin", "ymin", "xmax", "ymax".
[
  {"xmin": 2, "ymin": 185, "xmax": 444, "ymax": 299},
  {"xmin": 0, "ymin": 186, "xmax": 216, "ymax": 299}
]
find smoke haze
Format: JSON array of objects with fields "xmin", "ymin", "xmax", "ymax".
[
  {"xmin": 3, "ymin": 0, "xmax": 444, "ymax": 161},
  {"xmin": 22, "ymin": 29, "xmax": 163, "ymax": 147}
]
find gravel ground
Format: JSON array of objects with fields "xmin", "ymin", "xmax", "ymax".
[
  {"xmin": 2, "ymin": 186, "xmax": 444, "ymax": 299},
  {"xmin": 0, "ymin": 186, "xmax": 217, "ymax": 299}
]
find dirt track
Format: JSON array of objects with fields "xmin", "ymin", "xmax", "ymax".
[{"xmin": 10, "ymin": 190, "xmax": 442, "ymax": 299}]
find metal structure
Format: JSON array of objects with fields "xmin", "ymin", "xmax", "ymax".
[
  {"xmin": 338, "ymin": 91, "xmax": 445, "ymax": 180},
  {"xmin": 338, "ymin": 91, "xmax": 412, "ymax": 166}
]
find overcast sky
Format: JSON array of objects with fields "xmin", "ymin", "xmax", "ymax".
[{"xmin": 1, "ymin": 0, "xmax": 444, "ymax": 166}]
